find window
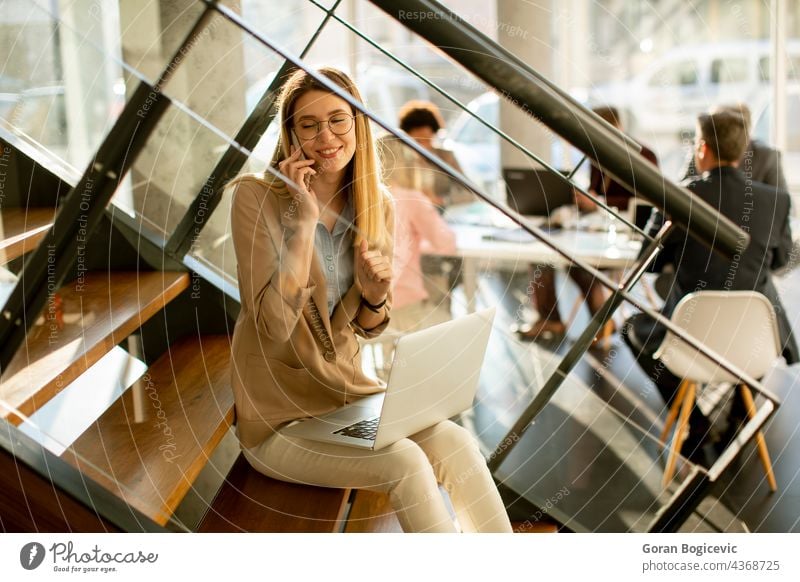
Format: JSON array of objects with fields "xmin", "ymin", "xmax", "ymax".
[
  {"xmin": 711, "ymin": 57, "xmax": 749, "ymax": 84},
  {"xmin": 453, "ymin": 99, "xmax": 498, "ymax": 144},
  {"xmin": 759, "ymin": 55, "xmax": 800, "ymax": 81},
  {"xmin": 647, "ymin": 60, "xmax": 698, "ymax": 88}
]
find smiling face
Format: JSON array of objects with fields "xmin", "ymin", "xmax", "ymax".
[{"xmin": 292, "ymin": 90, "xmax": 356, "ymax": 178}]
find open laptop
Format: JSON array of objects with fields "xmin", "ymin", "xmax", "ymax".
[
  {"xmin": 281, "ymin": 307, "xmax": 496, "ymax": 450},
  {"xmin": 503, "ymin": 168, "xmax": 574, "ymax": 216}
]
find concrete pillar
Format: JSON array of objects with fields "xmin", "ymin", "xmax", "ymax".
[
  {"xmin": 58, "ymin": 0, "xmax": 123, "ymax": 168},
  {"xmin": 553, "ymin": 0, "xmax": 591, "ymax": 169},
  {"xmin": 496, "ymin": 0, "xmax": 553, "ymax": 170},
  {"xmin": 119, "ymin": 0, "xmax": 246, "ymax": 238}
]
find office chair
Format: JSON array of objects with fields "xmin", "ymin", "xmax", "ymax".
[{"xmin": 654, "ymin": 291, "xmax": 779, "ymax": 490}]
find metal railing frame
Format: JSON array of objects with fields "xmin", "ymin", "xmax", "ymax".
[{"xmin": 0, "ymin": 0, "xmax": 780, "ymax": 533}]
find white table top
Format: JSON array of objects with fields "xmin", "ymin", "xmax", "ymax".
[
  {"xmin": 432, "ymin": 202, "xmax": 642, "ymax": 269},
  {"xmin": 445, "ymin": 224, "xmax": 642, "ymax": 269}
]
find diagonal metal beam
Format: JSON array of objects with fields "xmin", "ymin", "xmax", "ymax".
[
  {"xmin": 165, "ymin": 0, "xmax": 346, "ymax": 259},
  {"xmin": 366, "ymin": 0, "xmax": 748, "ymax": 259},
  {"xmin": 0, "ymin": 7, "xmax": 216, "ymax": 371}
]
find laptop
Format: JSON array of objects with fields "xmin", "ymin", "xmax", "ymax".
[
  {"xmin": 280, "ymin": 307, "xmax": 496, "ymax": 450},
  {"xmin": 503, "ymin": 168, "xmax": 575, "ymax": 216}
]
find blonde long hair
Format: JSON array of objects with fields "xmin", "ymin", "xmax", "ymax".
[{"xmin": 230, "ymin": 66, "xmax": 390, "ymax": 249}]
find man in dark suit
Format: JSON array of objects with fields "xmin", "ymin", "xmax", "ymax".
[
  {"xmin": 681, "ymin": 103, "xmax": 788, "ymax": 192},
  {"xmin": 623, "ymin": 109, "xmax": 797, "ymax": 459}
]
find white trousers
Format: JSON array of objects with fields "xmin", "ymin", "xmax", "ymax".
[{"xmin": 244, "ymin": 420, "xmax": 512, "ymax": 533}]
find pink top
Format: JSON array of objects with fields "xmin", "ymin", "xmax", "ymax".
[{"xmin": 391, "ymin": 186, "xmax": 457, "ymax": 309}]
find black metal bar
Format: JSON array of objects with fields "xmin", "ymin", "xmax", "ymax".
[
  {"xmin": 647, "ymin": 469, "xmax": 712, "ymax": 532},
  {"xmin": 201, "ymin": 0, "xmax": 777, "ymax": 408},
  {"xmin": 567, "ymin": 155, "xmax": 588, "ymax": 180},
  {"xmin": 200, "ymin": 3, "xmax": 647, "ymax": 297},
  {"xmin": 299, "ymin": 0, "xmax": 648, "ymax": 239},
  {"xmin": 0, "ymin": 8, "xmax": 214, "ymax": 371},
  {"xmin": 644, "ymin": 392, "xmax": 776, "ymax": 532},
  {"xmin": 165, "ymin": 0, "xmax": 345, "ymax": 258},
  {"xmin": 366, "ymin": 0, "xmax": 748, "ymax": 259},
  {"xmin": 646, "ymin": 398, "xmax": 777, "ymax": 532},
  {"xmin": 706, "ymin": 398, "xmax": 776, "ymax": 482},
  {"xmin": 487, "ymin": 221, "xmax": 676, "ymax": 473}
]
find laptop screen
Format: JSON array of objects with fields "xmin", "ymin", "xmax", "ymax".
[{"xmin": 503, "ymin": 168, "xmax": 574, "ymax": 216}]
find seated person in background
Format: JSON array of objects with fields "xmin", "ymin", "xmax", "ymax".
[
  {"xmin": 398, "ymin": 100, "xmax": 474, "ymax": 209},
  {"xmin": 577, "ymin": 106, "xmax": 659, "ymax": 213},
  {"xmin": 379, "ymin": 134, "xmax": 456, "ymax": 333},
  {"xmin": 622, "ymin": 110, "xmax": 798, "ymax": 460},
  {"xmin": 519, "ymin": 106, "xmax": 658, "ymax": 341},
  {"xmin": 398, "ymin": 100, "xmax": 469, "ymax": 306},
  {"xmin": 680, "ymin": 103, "xmax": 788, "ymax": 191}
]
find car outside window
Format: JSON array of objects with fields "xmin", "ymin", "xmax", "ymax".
[
  {"xmin": 759, "ymin": 55, "xmax": 800, "ymax": 81},
  {"xmin": 647, "ymin": 60, "xmax": 699, "ymax": 88},
  {"xmin": 711, "ymin": 57, "xmax": 749, "ymax": 84}
]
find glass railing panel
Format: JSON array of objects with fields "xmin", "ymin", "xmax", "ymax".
[
  {"xmin": 2, "ymin": 382, "xmax": 194, "ymax": 533},
  {"xmin": 0, "ymin": 0, "xmax": 127, "ymax": 175},
  {"xmin": 188, "ymin": 2, "xmax": 509, "ymax": 281},
  {"xmin": 109, "ymin": 100, "xmax": 236, "ymax": 243},
  {"xmin": 483, "ymin": 342, "xmax": 699, "ymax": 532}
]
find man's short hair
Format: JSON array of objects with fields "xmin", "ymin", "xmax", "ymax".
[
  {"xmin": 697, "ymin": 110, "xmax": 748, "ymax": 163},
  {"xmin": 712, "ymin": 102, "xmax": 752, "ymax": 131}
]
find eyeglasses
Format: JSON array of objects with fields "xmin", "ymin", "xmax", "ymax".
[{"xmin": 294, "ymin": 114, "xmax": 355, "ymax": 140}]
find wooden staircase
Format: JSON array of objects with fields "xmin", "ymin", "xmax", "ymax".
[
  {"xmin": 65, "ymin": 335, "xmax": 234, "ymax": 527},
  {"xmin": 0, "ymin": 207, "xmax": 54, "ymax": 266},
  {"xmin": 1, "ymin": 210, "xmax": 547, "ymax": 533},
  {"xmin": 198, "ymin": 455, "xmax": 351, "ymax": 533},
  {"xmin": 0, "ymin": 271, "xmax": 189, "ymax": 425},
  {"xmin": 0, "ymin": 259, "xmax": 240, "ymax": 529},
  {"xmin": 0, "ymin": 254, "xmax": 555, "ymax": 531}
]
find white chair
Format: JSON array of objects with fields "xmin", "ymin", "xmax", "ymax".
[{"xmin": 654, "ymin": 291, "xmax": 779, "ymax": 490}]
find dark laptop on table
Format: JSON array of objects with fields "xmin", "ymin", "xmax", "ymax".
[{"xmin": 503, "ymin": 168, "xmax": 574, "ymax": 217}]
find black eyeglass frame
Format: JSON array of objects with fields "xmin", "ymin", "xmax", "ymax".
[{"xmin": 293, "ymin": 113, "xmax": 356, "ymax": 140}]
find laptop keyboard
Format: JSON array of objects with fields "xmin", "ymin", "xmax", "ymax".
[{"xmin": 333, "ymin": 417, "xmax": 380, "ymax": 441}]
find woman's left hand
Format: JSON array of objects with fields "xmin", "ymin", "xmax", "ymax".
[{"xmin": 357, "ymin": 239, "xmax": 392, "ymax": 304}]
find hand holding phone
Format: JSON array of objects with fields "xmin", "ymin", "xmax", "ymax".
[
  {"xmin": 291, "ymin": 132, "xmax": 315, "ymax": 190},
  {"xmin": 278, "ymin": 132, "xmax": 319, "ymax": 227}
]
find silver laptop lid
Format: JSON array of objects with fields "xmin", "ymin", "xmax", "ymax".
[{"xmin": 373, "ymin": 307, "xmax": 496, "ymax": 450}]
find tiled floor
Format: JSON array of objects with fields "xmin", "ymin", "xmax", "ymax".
[{"xmin": 465, "ymin": 265, "xmax": 800, "ymax": 532}]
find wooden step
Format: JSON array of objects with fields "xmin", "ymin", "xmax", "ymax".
[
  {"xmin": 344, "ymin": 490, "xmax": 402, "ymax": 533},
  {"xmin": 343, "ymin": 490, "xmax": 560, "ymax": 533},
  {"xmin": 0, "ymin": 207, "xmax": 55, "ymax": 265},
  {"xmin": 198, "ymin": 455, "xmax": 350, "ymax": 533},
  {"xmin": 0, "ymin": 270, "xmax": 189, "ymax": 425},
  {"xmin": 511, "ymin": 520, "xmax": 560, "ymax": 533},
  {"xmin": 63, "ymin": 335, "xmax": 235, "ymax": 527}
]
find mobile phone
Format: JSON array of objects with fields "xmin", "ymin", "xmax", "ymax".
[
  {"xmin": 290, "ymin": 130, "xmax": 306, "ymax": 160},
  {"xmin": 290, "ymin": 130, "xmax": 313, "ymax": 189}
]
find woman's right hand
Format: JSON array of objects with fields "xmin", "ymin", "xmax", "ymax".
[{"xmin": 278, "ymin": 145, "xmax": 319, "ymax": 229}]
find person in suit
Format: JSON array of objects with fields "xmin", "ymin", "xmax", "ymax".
[
  {"xmin": 680, "ymin": 103, "xmax": 788, "ymax": 191},
  {"xmin": 228, "ymin": 67, "xmax": 511, "ymax": 533},
  {"xmin": 519, "ymin": 106, "xmax": 658, "ymax": 342},
  {"xmin": 622, "ymin": 109, "xmax": 797, "ymax": 459}
]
